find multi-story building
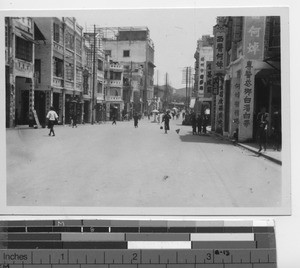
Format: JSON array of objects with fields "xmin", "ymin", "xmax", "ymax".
[
  {"xmin": 33, "ymin": 17, "xmax": 85, "ymax": 125},
  {"xmin": 101, "ymin": 27, "xmax": 155, "ymax": 115},
  {"xmin": 193, "ymin": 35, "xmax": 214, "ymax": 116},
  {"xmin": 104, "ymin": 59, "xmax": 124, "ymax": 120},
  {"xmin": 5, "ymin": 17, "xmax": 40, "ymax": 127},
  {"xmin": 211, "ymin": 16, "xmax": 281, "ymax": 142}
]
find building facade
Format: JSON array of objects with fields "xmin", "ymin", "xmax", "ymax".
[
  {"xmin": 33, "ymin": 17, "xmax": 85, "ymax": 125},
  {"xmin": 101, "ymin": 27, "xmax": 155, "ymax": 115},
  {"xmin": 5, "ymin": 17, "xmax": 37, "ymax": 127},
  {"xmin": 193, "ymin": 35, "xmax": 214, "ymax": 116},
  {"xmin": 211, "ymin": 16, "xmax": 281, "ymax": 142}
]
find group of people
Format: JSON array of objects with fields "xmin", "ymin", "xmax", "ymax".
[{"xmin": 190, "ymin": 113, "xmax": 209, "ymax": 135}]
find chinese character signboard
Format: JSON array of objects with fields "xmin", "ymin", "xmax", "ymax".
[
  {"xmin": 243, "ymin": 17, "xmax": 266, "ymax": 60},
  {"xmin": 216, "ymin": 78, "xmax": 224, "ymax": 132},
  {"xmin": 238, "ymin": 60, "xmax": 255, "ymax": 141},
  {"xmin": 212, "ymin": 75, "xmax": 219, "ymax": 95},
  {"xmin": 229, "ymin": 75, "xmax": 241, "ymax": 135},
  {"xmin": 206, "ymin": 61, "xmax": 213, "ymax": 94},
  {"xmin": 213, "ymin": 24, "xmax": 226, "ymax": 73},
  {"xmin": 198, "ymin": 57, "xmax": 205, "ymax": 97}
]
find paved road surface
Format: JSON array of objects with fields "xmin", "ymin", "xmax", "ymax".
[{"xmin": 6, "ymin": 117, "xmax": 281, "ymax": 207}]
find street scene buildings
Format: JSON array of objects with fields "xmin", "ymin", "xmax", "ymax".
[{"xmin": 4, "ymin": 13, "xmax": 286, "ymax": 212}]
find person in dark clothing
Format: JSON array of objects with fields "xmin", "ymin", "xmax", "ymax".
[
  {"xmin": 112, "ymin": 115, "xmax": 117, "ymax": 125},
  {"xmin": 256, "ymin": 107, "xmax": 269, "ymax": 153},
  {"xmin": 191, "ymin": 113, "xmax": 197, "ymax": 135},
  {"xmin": 72, "ymin": 113, "xmax": 77, "ymax": 128},
  {"xmin": 272, "ymin": 108, "xmax": 281, "ymax": 151},
  {"xmin": 133, "ymin": 113, "xmax": 139, "ymax": 128},
  {"xmin": 202, "ymin": 114, "xmax": 208, "ymax": 134},
  {"xmin": 196, "ymin": 114, "xmax": 202, "ymax": 135},
  {"xmin": 162, "ymin": 111, "xmax": 171, "ymax": 134}
]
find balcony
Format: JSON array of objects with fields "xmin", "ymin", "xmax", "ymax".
[
  {"xmin": 52, "ymin": 77, "xmax": 64, "ymax": 88},
  {"xmin": 104, "ymin": 80, "xmax": 123, "ymax": 87},
  {"xmin": 65, "ymin": 80, "xmax": 74, "ymax": 90},
  {"xmin": 65, "ymin": 49, "xmax": 74, "ymax": 59},
  {"xmin": 109, "ymin": 63, "xmax": 123, "ymax": 71},
  {"xmin": 14, "ymin": 59, "xmax": 33, "ymax": 74},
  {"xmin": 107, "ymin": 96, "xmax": 122, "ymax": 102},
  {"xmin": 53, "ymin": 42, "xmax": 64, "ymax": 54}
]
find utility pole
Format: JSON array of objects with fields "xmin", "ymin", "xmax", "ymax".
[
  {"xmin": 186, "ymin": 66, "xmax": 188, "ymax": 111},
  {"xmin": 91, "ymin": 24, "xmax": 96, "ymax": 125}
]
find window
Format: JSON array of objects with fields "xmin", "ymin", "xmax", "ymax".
[
  {"xmin": 76, "ymin": 38, "xmax": 82, "ymax": 54},
  {"xmin": 123, "ymin": 50, "xmax": 130, "ymax": 57},
  {"xmin": 35, "ymin": 59, "xmax": 41, "ymax": 83},
  {"xmin": 104, "ymin": 50, "xmax": 111, "ymax": 56},
  {"xmin": 65, "ymin": 32, "xmax": 74, "ymax": 50},
  {"xmin": 65, "ymin": 63, "xmax": 74, "ymax": 81},
  {"xmin": 53, "ymin": 23, "xmax": 60, "ymax": 43},
  {"xmin": 76, "ymin": 68, "xmax": 82, "ymax": 83},
  {"xmin": 53, "ymin": 57, "xmax": 63, "ymax": 77},
  {"xmin": 97, "ymin": 59, "xmax": 103, "ymax": 71},
  {"xmin": 97, "ymin": 82, "xmax": 103, "ymax": 94},
  {"xmin": 15, "ymin": 36, "xmax": 33, "ymax": 62}
]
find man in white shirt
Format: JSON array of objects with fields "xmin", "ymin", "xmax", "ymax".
[{"xmin": 46, "ymin": 106, "xmax": 59, "ymax": 136}]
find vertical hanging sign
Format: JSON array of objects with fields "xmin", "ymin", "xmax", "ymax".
[
  {"xmin": 206, "ymin": 61, "xmax": 213, "ymax": 94},
  {"xmin": 213, "ymin": 25, "xmax": 226, "ymax": 73},
  {"xmin": 238, "ymin": 60, "xmax": 255, "ymax": 140},
  {"xmin": 243, "ymin": 17, "xmax": 266, "ymax": 60}
]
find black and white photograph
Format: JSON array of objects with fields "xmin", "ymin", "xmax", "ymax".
[{"xmin": 1, "ymin": 6, "xmax": 290, "ymax": 215}]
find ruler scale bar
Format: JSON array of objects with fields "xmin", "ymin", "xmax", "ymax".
[{"xmin": 0, "ymin": 220, "xmax": 277, "ymax": 267}]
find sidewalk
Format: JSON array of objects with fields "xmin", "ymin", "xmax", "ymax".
[{"xmin": 208, "ymin": 129, "xmax": 282, "ymax": 165}]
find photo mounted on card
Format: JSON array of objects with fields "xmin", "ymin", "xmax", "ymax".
[{"xmin": 0, "ymin": 7, "xmax": 290, "ymax": 215}]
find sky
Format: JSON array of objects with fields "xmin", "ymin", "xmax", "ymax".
[{"xmin": 74, "ymin": 8, "xmax": 217, "ymax": 89}]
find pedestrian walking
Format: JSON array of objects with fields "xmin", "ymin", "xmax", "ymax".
[
  {"xmin": 202, "ymin": 114, "xmax": 208, "ymax": 134},
  {"xmin": 191, "ymin": 113, "xmax": 197, "ymax": 135},
  {"xmin": 196, "ymin": 114, "xmax": 202, "ymax": 135},
  {"xmin": 256, "ymin": 107, "xmax": 269, "ymax": 153},
  {"xmin": 133, "ymin": 113, "xmax": 139, "ymax": 128},
  {"xmin": 46, "ymin": 106, "xmax": 58, "ymax": 137},
  {"xmin": 112, "ymin": 115, "xmax": 117, "ymax": 125},
  {"xmin": 162, "ymin": 111, "xmax": 171, "ymax": 134},
  {"xmin": 72, "ymin": 113, "xmax": 78, "ymax": 128}
]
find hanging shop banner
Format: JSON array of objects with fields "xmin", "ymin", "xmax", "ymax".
[
  {"xmin": 212, "ymin": 75, "xmax": 219, "ymax": 95},
  {"xmin": 238, "ymin": 60, "xmax": 255, "ymax": 141},
  {"xmin": 229, "ymin": 76, "xmax": 241, "ymax": 135},
  {"xmin": 243, "ymin": 16, "xmax": 266, "ymax": 60},
  {"xmin": 198, "ymin": 57, "xmax": 205, "ymax": 97},
  {"xmin": 213, "ymin": 24, "xmax": 227, "ymax": 73},
  {"xmin": 206, "ymin": 61, "xmax": 213, "ymax": 94},
  {"xmin": 216, "ymin": 78, "xmax": 224, "ymax": 132}
]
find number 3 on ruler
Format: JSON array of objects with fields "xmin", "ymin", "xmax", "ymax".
[{"xmin": 206, "ymin": 253, "xmax": 212, "ymax": 260}]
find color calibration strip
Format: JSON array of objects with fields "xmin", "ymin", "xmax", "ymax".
[{"xmin": 0, "ymin": 220, "xmax": 276, "ymax": 267}]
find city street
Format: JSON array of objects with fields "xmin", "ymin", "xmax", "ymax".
[{"xmin": 6, "ymin": 117, "xmax": 281, "ymax": 207}]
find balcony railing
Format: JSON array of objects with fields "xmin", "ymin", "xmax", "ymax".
[
  {"xmin": 109, "ymin": 63, "xmax": 123, "ymax": 71},
  {"xmin": 15, "ymin": 59, "xmax": 33, "ymax": 73},
  {"xmin": 107, "ymin": 96, "xmax": 122, "ymax": 101},
  {"xmin": 65, "ymin": 80, "xmax": 74, "ymax": 90},
  {"xmin": 52, "ymin": 77, "xmax": 64, "ymax": 88},
  {"xmin": 104, "ymin": 80, "xmax": 123, "ymax": 87},
  {"xmin": 53, "ymin": 42, "xmax": 64, "ymax": 54}
]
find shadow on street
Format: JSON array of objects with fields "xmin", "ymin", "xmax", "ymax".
[{"xmin": 179, "ymin": 132, "xmax": 233, "ymax": 145}]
